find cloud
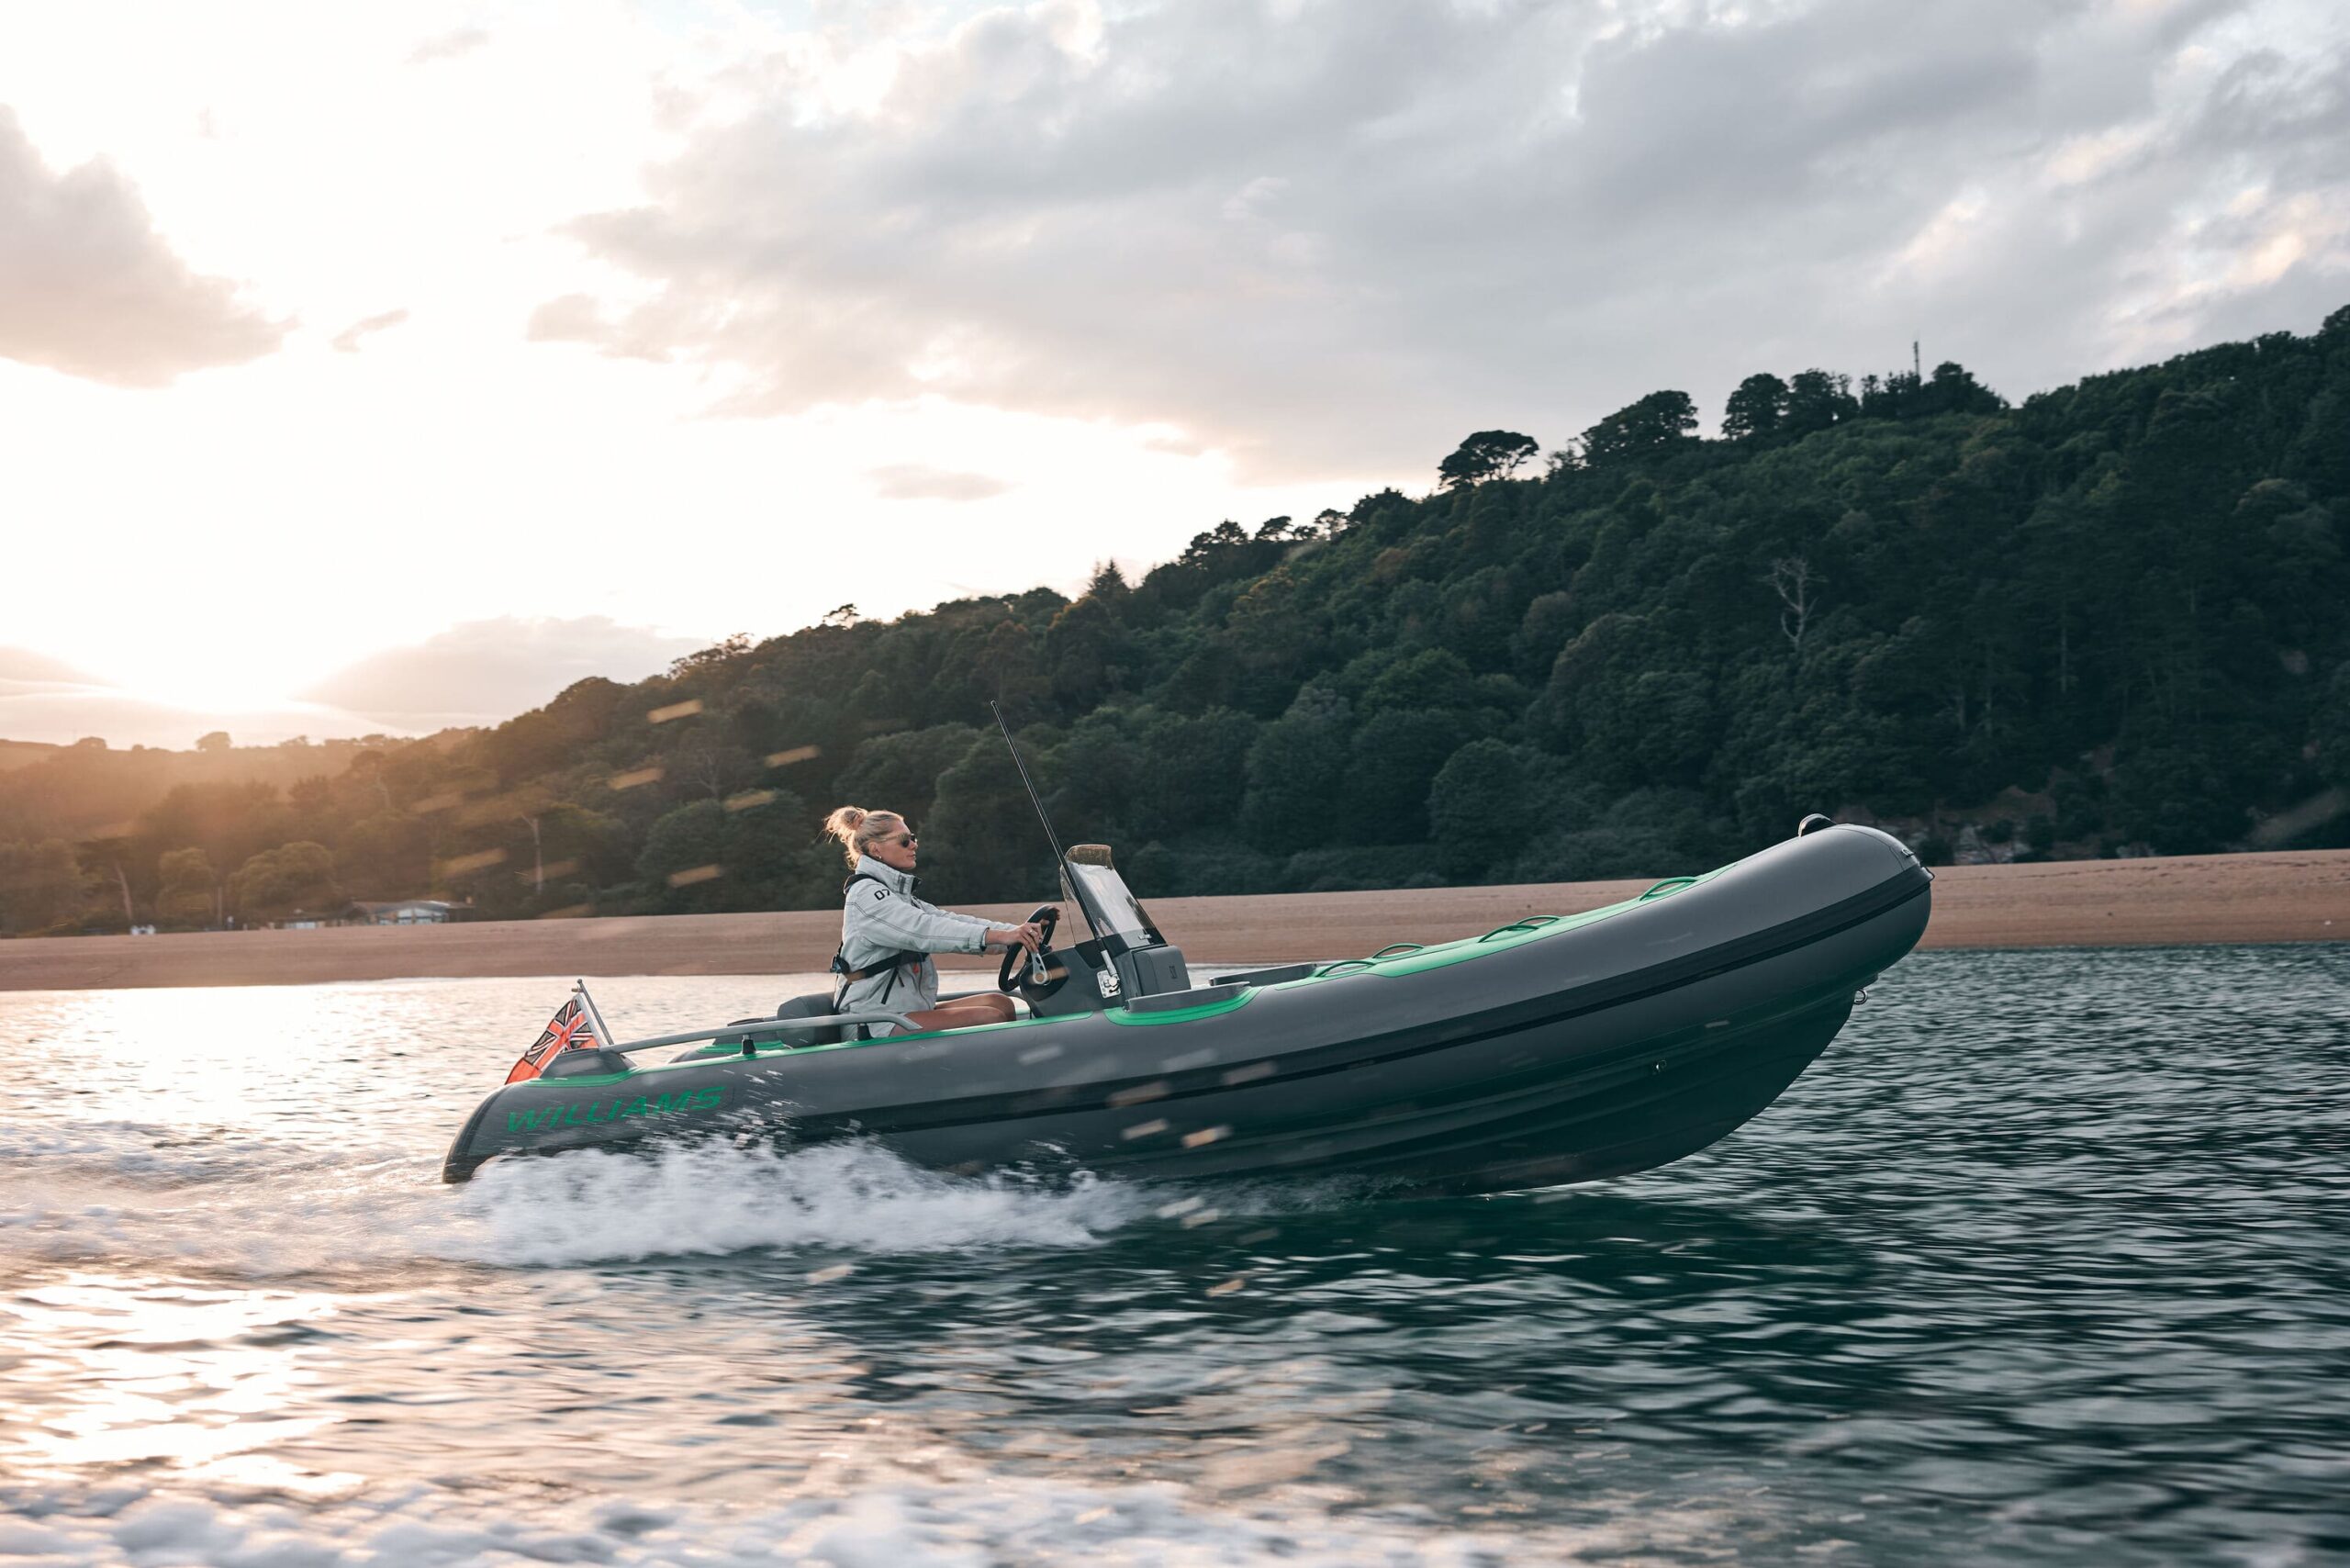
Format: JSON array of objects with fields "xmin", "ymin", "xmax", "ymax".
[
  {"xmin": 0, "ymin": 625, "xmax": 688, "ymax": 748},
  {"xmin": 300, "ymin": 616, "xmax": 707, "ymax": 727},
  {"xmin": 527, "ymin": 0, "xmax": 2350, "ymax": 477},
  {"xmin": 867, "ymin": 463, "xmax": 1013, "ymax": 501},
  {"xmin": 330, "ymin": 308, "xmax": 410, "ymax": 353},
  {"xmin": 0, "ymin": 646, "xmax": 108, "ymax": 687},
  {"xmin": 0, "ymin": 106, "xmax": 287, "ymax": 386},
  {"xmin": 0, "ymin": 653, "xmax": 394, "ymax": 750}
]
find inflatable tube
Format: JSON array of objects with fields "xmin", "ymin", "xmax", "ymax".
[{"xmin": 442, "ymin": 823, "xmax": 1930, "ymax": 1193}]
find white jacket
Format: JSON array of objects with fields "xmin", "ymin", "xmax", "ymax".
[{"xmin": 832, "ymin": 855, "xmax": 1006, "ymax": 1035}]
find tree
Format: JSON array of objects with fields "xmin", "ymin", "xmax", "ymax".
[
  {"xmin": 834, "ymin": 724, "xmax": 984, "ymax": 828},
  {"xmin": 1132, "ymin": 707, "xmax": 1256, "ymax": 836},
  {"xmin": 1784, "ymin": 369, "xmax": 1857, "ymax": 434},
  {"xmin": 468, "ymin": 784, "xmax": 563, "ymax": 895},
  {"xmin": 2311, "ymin": 663, "xmax": 2350, "ymax": 789},
  {"xmin": 1722, "ymin": 374, "xmax": 1790, "ymax": 441},
  {"xmin": 336, "ymin": 812, "xmax": 431, "ymax": 900},
  {"xmin": 667, "ymin": 633, "xmax": 753, "ymax": 679},
  {"xmin": 1919, "ymin": 361, "xmax": 2003, "ymax": 417},
  {"xmin": 923, "ymin": 740, "xmax": 1049, "ymax": 902},
  {"xmin": 131, "ymin": 780, "xmax": 290, "ymax": 893},
  {"xmin": 157, "ymin": 847, "xmax": 218, "ymax": 925},
  {"xmin": 636, "ymin": 801, "xmax": 730, "ymax": 912},
  {"xmin": 1343, "ymin": 708, "xmax": 1475, "ymax": 843},
  {"xmin": 1427, "ymin": 738, "xmax": 1525, "ymax": 876},
  {"xmin": 1438, "ymin": 431, "xmax": 1540, "ymax": 489},
  {"xmin": 226, "ymin": 842, "xmax": 340, "ymax": 922},
  {"xmin": 0, "ymin": 839, "xmax": 87, "ymax": 933},
  {"xmin": 196, "ymin": 731, "xmax": 232, "ymax": 754},
  {"xmin": 1239, "ymin": 687, "xmax": 1351, "ymax": 851},
  {"xmin": 1764, "ymin": 556, "xmax": 1823, "ymax": 650},
  {"xmin": 1579, "ymin": 392, "xmax": 1696, "ymax": 465},
  {"xmin": 667, "ymin": 724, "xmax": 756, "ymax": 805}
]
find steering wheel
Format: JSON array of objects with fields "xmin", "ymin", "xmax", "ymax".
[{"xmin": 997, "ymin": 904, "xmax": 1063, "ymax": 997}]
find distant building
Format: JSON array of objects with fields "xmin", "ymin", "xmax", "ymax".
[
  {"xmin": 346, "ymin": 899, "xmax": 462, "ymax": 926},
  {"xmin": 262, "ymin": 899, "xmax": 468, "ymax": 931}
]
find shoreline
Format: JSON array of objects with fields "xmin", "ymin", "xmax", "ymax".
[{"xmin": 0, "ymin": 849, "xmax": 2341, "ymax": 992}]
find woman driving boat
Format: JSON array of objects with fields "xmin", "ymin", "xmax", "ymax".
[{"xmin": 823, "ymin": 806, "xmax": 1047, "ymax": 1036}]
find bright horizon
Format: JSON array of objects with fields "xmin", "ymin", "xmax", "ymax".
[{"xmin": 5, "ymin": 0, "xmax": 2345, "ymax": 748}]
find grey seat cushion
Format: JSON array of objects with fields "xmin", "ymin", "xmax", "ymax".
[{"xmin": 671, "ymin": 991, "xmax": 841, "ymax": 1062}]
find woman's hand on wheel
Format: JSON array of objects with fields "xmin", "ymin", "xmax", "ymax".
[{"xmin": 988, "ymin": 922, "xmax": 1046, "ymax": 955}]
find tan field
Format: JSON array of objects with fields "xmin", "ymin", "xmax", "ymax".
[{"xmin": 0, "ymin": 848, "xmax": 2342, "ymax": 992}]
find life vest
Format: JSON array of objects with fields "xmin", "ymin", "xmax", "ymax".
[{"xmin": 829, "ymin": 871, "xmax": 933, "ymax": 1000}]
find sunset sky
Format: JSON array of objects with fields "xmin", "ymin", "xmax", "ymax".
[{"xmin": 3, "ymin": 0, "xmax": 2344, "ymax": 747}]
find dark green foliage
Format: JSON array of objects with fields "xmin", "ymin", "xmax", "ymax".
[
  {"xmin": 1580, "ymin": 390, "xmax": 1697, "ymax": 465},
  {"xmin": 337, "ymin": 812, "xmax": 431, "ymax": 902},
  {"xmin": 834, "ymin": 724, "xmax": 983, "ymax": 828},
  {"xmin": 2314, "ymin": 664, "xmax": 2350, "ymax": 788},
  {"xmin": 1785, "ymin": 370, "xmax": 1858, "ymax": 434},
  {"xmin": 155, "ymin": 846, "xmax": 217, "ymax": 925},
  {"xmin": 1438, "ymin": 430, "xmax": 1539, "ymax": 489},
  {"xmin": 0, "ymin": 839, "xmax": 86, "ymax": 933},
  {"xmin": 1427, "ymin": 738, "xmax": 1525, "ymax": 877},
  {"xmin": 1860, "ymin": 361, "xmax": 2006, "ymax": 420},
  {"xmin": 635, "ymin": 794, "xmax": 828, "ymax": 914},
  {"xmin": 13, "ymin": 311, "xmax": 2349, "ymax": 929},
  {"xmin": 924, "ymin": 736, "xmax": 1060, "ymax": 904},
  {"xmin": 1722, "ymin": 374, "xmax": 1789, "ymax": 441},
  {"xmin": 1344, "ymin": 707, "xmax": 1478, "ymax": 844},
  {"xmin": 1239, "ymin": 687, "xmax": 1351, "ymax": 851},
  {"xmin": 225, "ymin": 841, "xmax": 340, "ymax": 921},
  {"xmin": 1277, "ymin": 844, "xmax": 1444, "ymax": 892}
]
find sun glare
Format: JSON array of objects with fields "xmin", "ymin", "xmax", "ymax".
[{"xmin": 104, "ymin": 656, "xmax": 304, "ymax": 719}]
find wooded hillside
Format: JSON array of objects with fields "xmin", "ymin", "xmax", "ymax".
[{"xmin": 6, "ymin": 308, "xmax": 2346, "ymax": 934}]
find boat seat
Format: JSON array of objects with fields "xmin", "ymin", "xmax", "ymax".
[
  {"xmin": 672, "ymin": 991, "xmax": 841, "ymax": 1061},
  {"xmin": 768, "ymin": 991, "xmax": 845, "ymax": 1046}
]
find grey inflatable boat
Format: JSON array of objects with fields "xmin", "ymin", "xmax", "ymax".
[{"xmin": 441, "ymin": 821, "xmax": 1930, "ymax": 1193}]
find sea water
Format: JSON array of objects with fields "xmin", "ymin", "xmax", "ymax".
[{"xmin": 1, "ymin": 947, "xmax": 2344, "ymax": 1565}]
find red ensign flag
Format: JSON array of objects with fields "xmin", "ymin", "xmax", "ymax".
[{"xmin": 506, "ymin": 997, "xmax": 594, "ymax": 1083}]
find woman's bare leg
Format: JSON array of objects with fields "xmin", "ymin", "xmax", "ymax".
[{"xmin": 903, "ymin": 994, "xmax": 1017, "ymax": 1032}]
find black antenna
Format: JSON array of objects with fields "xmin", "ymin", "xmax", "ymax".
[{"xmin": 991, "ymin": 701, "xmax": 1102, "ymax": 939}]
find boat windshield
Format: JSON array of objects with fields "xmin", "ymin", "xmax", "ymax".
[{"xmin": 1065, "ymin": 862, "xmax": 1160, "ymax": 942}]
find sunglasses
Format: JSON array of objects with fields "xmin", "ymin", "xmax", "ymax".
[{"xmin": 882, "ymin": 831, "xmax": 919, "ymax": 847}]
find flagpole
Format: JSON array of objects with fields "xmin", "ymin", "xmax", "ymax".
[{"xmin": 573, "ymin": 980, "xmax": 615, "ymax": 1048}]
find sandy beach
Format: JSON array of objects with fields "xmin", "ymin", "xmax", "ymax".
[{"xmin": 0, "ymin": 848, "xmax": 2341, "ymax": 992}]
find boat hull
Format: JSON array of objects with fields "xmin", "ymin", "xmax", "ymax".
[{"xmin": 442, "ymin": 824, "xmax": 1930, "ymax": 1193}]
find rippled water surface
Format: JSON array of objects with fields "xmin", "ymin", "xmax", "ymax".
[{"xmin": 4, "ymin": 947, "xmax": 2347, "ymax": 1565}]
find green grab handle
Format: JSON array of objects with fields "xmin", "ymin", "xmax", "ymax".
[
  {"xmin": 1640, "ymin": 877, "xmax": 1699, "ymax": 900},
  {"xmin": 1478, "ymin": 915, "xmax": 1561, "ymax": 942}
]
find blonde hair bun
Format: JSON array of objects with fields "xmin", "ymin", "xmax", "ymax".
[{"xmin": 822, "ymin": 805, "xmax": 904, "ymax": 868}]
